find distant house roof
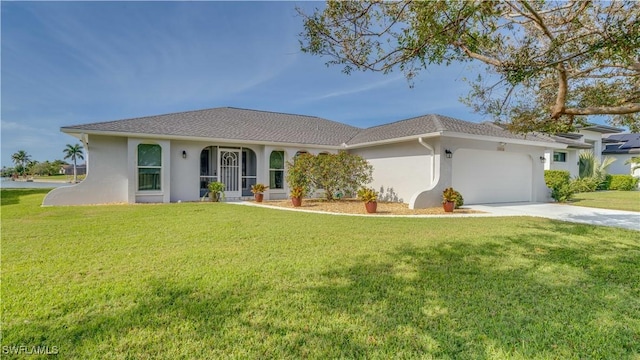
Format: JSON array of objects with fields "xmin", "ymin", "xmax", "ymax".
[
  {"xmin": 577, "ymin": 124, "xmax": 623, "ymax": 134},
  {"xmin": 603, "ymin": 133, "xmax": 640, "ymax": 154},
  {"xmin": 61, "ymin": 107, "xmax": 577, "ymax": 149}
]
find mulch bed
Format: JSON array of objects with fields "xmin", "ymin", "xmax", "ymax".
[{"xmin": 260, "ymin": 198, "xmax": 482, "ymax": 215}]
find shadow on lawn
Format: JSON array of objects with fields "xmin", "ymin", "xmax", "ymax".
[
  {"xmin": 298, "ymin": 233, "xmax": 640, "ymax": 358},
  {"xmin": 0, "ymin": 189, "xmax": 50, "ymax": 206}
]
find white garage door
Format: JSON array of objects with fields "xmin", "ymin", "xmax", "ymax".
[{"xmin": 452, "ymin": 149, "xmax": 532, "ymax": 204}]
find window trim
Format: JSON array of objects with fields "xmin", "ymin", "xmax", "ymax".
[
  {"xmin": 137, "ymin": 143, "xmax": 162, "ymax": 192},
  {"xmin": 553, "ymin": 151, "xmax": 567, "ymax": 163},
  {"xmin": 269, "ymin": 150, "xmax": 285, "ymax": 190}
]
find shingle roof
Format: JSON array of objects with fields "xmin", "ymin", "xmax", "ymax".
[
  {"xmin": 62, "ymin": 107, "xmax": 362, "ymax": 146},
  {"xmin": 345, "ymin": 114, "xmax": 557, "ymax": 145},
  {"xmin": 62, "ymin": 107, "xmax": 565, "ymax": 148}
]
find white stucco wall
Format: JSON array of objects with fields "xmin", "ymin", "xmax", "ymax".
[
  {"xmin": 349, "ymin": 139, "xmax": 437, "ymax": 204},
  {"xmin": 43, "ymin": 135, "xmax": 129, "ymax": 206},
  {"xmin": 410, "ymin": 136, "xmax": 550, "ymax": 208},
  {"xmin": 577, "ymin": 130, "xmax": 604, "ymax": 162},
  {"xmin": 545, "ymin": 149, "xmax": 580, "ymax": 177},
  {"xmin": 607, "ymin": 153, "xmax": 639, "ymax": 176}
]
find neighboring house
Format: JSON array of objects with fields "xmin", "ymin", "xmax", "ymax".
[
  {"xmin": 61, "ymin": 164, "xmax": 87, "ymax": 176},
  {"xmin": 43, "ymin": 107, "xmax": 570, "ymax": 208},
  {"xmin": 543, "ymin": 124, "xmax": 623, "ymax": 178},
  {"xmin": 603, "ymin": 133, "xmax": 640, "ymax": 177}
]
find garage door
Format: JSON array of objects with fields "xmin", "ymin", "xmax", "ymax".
[{"xmin": 452, "ymin": 149, "xmax": 532, "ymax": 204}]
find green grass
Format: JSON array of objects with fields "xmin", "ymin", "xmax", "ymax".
[
  {"xmin": 2, "ymin": 189, "xmax": 639, "ymax": 359},
  {"xmin": 570, "ymin": 190, "xmax": 640, "ymax": 212}
]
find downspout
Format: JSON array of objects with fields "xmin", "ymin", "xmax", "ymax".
[{"xmin": 418, "ymin": 137, "xmax": 435, "ymax": 182}]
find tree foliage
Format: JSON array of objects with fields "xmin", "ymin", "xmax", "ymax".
[
  {"xmin": 11, "ymin": 150, "xmax": 32, "ymax": 176},
  {"xmin": 63, "ymin": 143, "xmax": 85, "ymax": 183},
  {"xmin": 299, "ymin": 1, "xmax": 640, "ymax": 133},
  {"xmin": 286, "ymin": 152, "xmax": 373, "ymax": 200}
]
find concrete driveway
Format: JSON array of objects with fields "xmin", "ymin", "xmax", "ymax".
[{"xmin": 466, "ymin": 202, "xmax": 640, "ymax": 231}]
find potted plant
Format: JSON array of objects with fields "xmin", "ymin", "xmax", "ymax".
[
  {"xmin": 442, "ymin": 187, "xmax": 462, "ymax": 212},
  {"xmin": 357, "ymin": 187, "xmax": 378, "ymax": 213},
  {"xmin": 208, "ymin": 181, "xmax": 226, "ymax": 202},
  {"xmin": 250, "ymin": 183, "xmax": 268, "ymax": 202},
  {"xmin": 290, "ymin": 186, "xmax": 305, "ymax": 207}
]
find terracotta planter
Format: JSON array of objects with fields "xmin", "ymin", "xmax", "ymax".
[
  {"xmin": 443, "ymin": 201, "xmax": 455, "ymax": 212},
  {"xmin": 210, "ymin": 192, "xmax": 220, "ymax": 202},
  {"xmin": 364, "ymin": 201, "xmax": 377, "ymax": 214},
  {"xmin": 291, "ymin": 197, "xmax": 302, "ymax": 207},
  {"xmin": 254, "ymin": 193, "xmax": 264, "ymax": 203}
]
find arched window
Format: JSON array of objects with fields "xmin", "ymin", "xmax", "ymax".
[
  {"xmin": 269, "ymin": 151, "xmax": 284, "ymax": 189},
  {"xmin": 138, "ymin": 144, "xmax": 161, "ymax": 191}
]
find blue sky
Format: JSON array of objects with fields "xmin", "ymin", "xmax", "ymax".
[{"xmin": 2, "ymin": 1, "xmax": 487, "ymax": 168}]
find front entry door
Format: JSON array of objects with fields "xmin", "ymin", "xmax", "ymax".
[{"xmin": 219, "ymin": 149, "xmax": 241, "ymax": 198}]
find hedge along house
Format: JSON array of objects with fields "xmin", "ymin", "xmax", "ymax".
[{"xmin": 43, "ymin": 107, "xmax": 566, "ymax": 208}]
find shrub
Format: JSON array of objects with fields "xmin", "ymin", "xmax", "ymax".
[
  {"xmin": 544, "ymin": 170, "xmax": 570, "ymax": 189},
  {"xmin": 571, "ymin": 177, "xmax": 600, "ymax": 193},
  {"xmin": 545, "ymin": 170, "xmax": 574, "ymax": 202},
  {"xmin": 609, "ymin": 175, "xmax": 639, "ymax": 191},
  {"xmin": 597, "ymin": 174, "xmax": 613, "ymax": 190}
]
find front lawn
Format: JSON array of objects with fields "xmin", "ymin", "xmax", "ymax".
[
  {"xmin": 2, "ymin": 189, "xmax": 639, "ymax": 359},
  {"xmin": 571, "ymin": 190, "xmax": 640, "ymax": 212}
]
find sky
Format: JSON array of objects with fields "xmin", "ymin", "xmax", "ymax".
[{"xmin": 2, "ymin": 1, "xmax": 494, "ymax": 168}]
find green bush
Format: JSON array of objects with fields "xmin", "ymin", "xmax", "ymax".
[
  {"xmin": 544, "ymin": 170, "xmax": 574, "ymax": 202},
  {"xmin": 609, "ymin": 175, "xmax": 639, "ymax": 191},
  {"xmin": 597, "ymin": 174, "xmax": 613, "ymax": 190},
  {"xmin": 544, "ymin": 170, "xmax": 570, "ymax": 189},
  {"xmin": 571, "ymin": 177, "xmax": 600, "ymax": 193}
]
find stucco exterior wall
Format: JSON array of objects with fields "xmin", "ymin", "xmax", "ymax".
[
  {"xmin": 349, "ymin": 139, "xmax": 437, "ymax": 204},
  {"xmin": 545, "ymin": 149, "xmax": 580, "ymax": 177},
  {"xmin": 42, "ymin": 135, "xmax": 128, "ymax": 206},
  {"xmin": 607, "ymin": 153, "xmax": 640, "ymax": 176},
  {"xmin": 410, "ymin": 136, "xmax": 549, "ymax": 208}
]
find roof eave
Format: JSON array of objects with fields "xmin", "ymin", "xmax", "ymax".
[
  {"xmin": 61, "ymin": 128, "xmax": 344, "ymax": 150},
  {"xmin": 442, "ymin": 131, "xmax": 568, "ymax": 149},
  {"xmin": 344, "ymin": 132, "xmax": 442, "ymax": 149}
]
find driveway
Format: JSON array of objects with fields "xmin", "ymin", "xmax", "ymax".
[{"xmin": 466, "ymin": 202, "xmax": 640, "ymax": 231}]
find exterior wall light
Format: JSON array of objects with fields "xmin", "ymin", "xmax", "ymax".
[
  {"xmin": 539, "ymin": 156, "xmax": 546, "ymax": 163},
  {"xmin": 445, "ymin": 149, "xmax": 453, "ymax": 158},
  {"xmin": 182, "ymin": 150, "xmax": 187, "ymax": 159}
]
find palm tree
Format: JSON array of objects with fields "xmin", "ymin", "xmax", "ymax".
[
  {"xmin": 578, "ymin": 151, "xmax": 616, "ymax": 181},
  {"xmin": 63, "ymin": 144, "xmax": 84, "ymax": 183},
  {"xmin": 11, "ymin": 150, "xmax": 31, "ymax": 177},
  {"xmin": 625, "ymin": 156, "xmax": 640, "ymax": 174}
]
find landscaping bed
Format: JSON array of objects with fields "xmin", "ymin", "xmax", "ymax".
[{"xmin": 261, "ymin": 198, "xmax": 482, "ymax": 215}]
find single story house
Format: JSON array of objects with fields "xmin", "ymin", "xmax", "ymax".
[
  {"xmin": 60, "ymin": 164, "xmax": 87, "ymax": 176},
  {"xmin": 603, "ymin": 133, "xmax": 640, "ymax": 177},
  {"xmin": 43, "ymin": 107, "xmax": 570, "ymax": 208}
]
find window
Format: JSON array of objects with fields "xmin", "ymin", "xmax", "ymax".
[
  {"xmin": 138, "ymin": 144, "xmax": 161, "ymax": 191},
  {"xmin": 269, "ymin": 151, "xmax": 284, "ymax": 189},
  {"xmin": 553, "ymin": 152, "xmax": 566, "ymax": 162}
]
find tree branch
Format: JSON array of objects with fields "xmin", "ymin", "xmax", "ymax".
[{"xmin": 565, "ymin": 103, "xmax": 640, "ymax": 115}]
